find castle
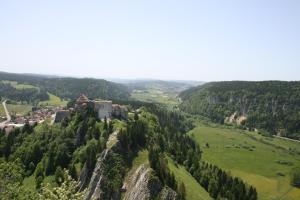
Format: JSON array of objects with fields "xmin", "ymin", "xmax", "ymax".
[{"xmin": 75, "ymin": 94, "xmax": 128, "ymax": 120}]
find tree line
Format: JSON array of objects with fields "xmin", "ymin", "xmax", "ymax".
[
  {"xmin": 180, "ymin": 81, "xmax": 300, "ymax": 139},
  {"xmin": 144, "ymin": 104, "xmax": 257, "ymax": 200}
]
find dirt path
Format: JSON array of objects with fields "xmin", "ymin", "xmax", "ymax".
[
  {"xmin": 106, "ymin": 130, "xmax": 119, "ymax": 149},
  {"xmin": 274, "ymin": 135, "xmax": 300, "ymax": 143},
  {"xmin": 0, "ymin": 100, "xmax": 11, "ymax": 127}
]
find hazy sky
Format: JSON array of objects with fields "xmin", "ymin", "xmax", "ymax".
[{"xmin": 0, "ymin": 0, "xmax": 299, "ymax": 81}]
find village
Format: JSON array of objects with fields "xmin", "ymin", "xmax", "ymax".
[{"xmin": 0, "ymin": 94, "xmax": 128, "ymax": 133}]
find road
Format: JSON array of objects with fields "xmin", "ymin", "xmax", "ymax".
[
  {"xmin": 274, "ymin": 135, "xmax": 300, "ymax": 143},
  {"xmin": 0, "ymin": 100, "xmax": 11, "ymax": 127}
]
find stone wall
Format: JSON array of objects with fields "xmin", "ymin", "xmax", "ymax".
[
  {"xmin": 112, "ymin": 104, "xmax": 128, "ymax": 120},
  {"xmin": 53, "ymin": 110, "xmax": 70, "ymax": 123},
  {"xmin": 94, "ymin": 100, "xmax": 113, "ymax": 120}
]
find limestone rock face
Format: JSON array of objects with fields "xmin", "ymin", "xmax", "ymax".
[
  {"xmin": 159, "ymin": 187, "xmax": 179, "ymax": 200},
  {"xmin": 82, "ymin": 131, "xmax": 178, "ymax": 200},
  {"xmin": 84, "ymin": 149, "xmax": 114, "ymax": 200},
  {"xmin": 123, "ymin": 165, "xmax": 179, "ymax": 200},
  {"xmin": 83, "ymin": 131, "xmax": 123, "ymax": 200},
  {"xmin": 224, "ymin": 112, "xmax": 247, "ymax": 125},
  {"xmin": 78, "ymin": 162, "xmax": 94, "ymax": 192}
]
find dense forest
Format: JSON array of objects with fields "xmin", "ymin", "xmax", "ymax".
[
  {"xmin": 0, "ymin": 72, "xmax": 130, "ymax": 102},
  {"xmin": 180, "ymin": 81, "xmax": 300, "ymax": 139}
]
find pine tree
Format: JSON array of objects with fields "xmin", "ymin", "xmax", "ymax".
[
  {"xmin": 55, "ymin": 166, "xmax": 64, "ymax": 185},
  {"xmin": 134, "ymin": 112, "xmax": 139, "ymax": 121}
]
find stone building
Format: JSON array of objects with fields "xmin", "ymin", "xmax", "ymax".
[
  {"xmin": 94, "ymin": 100, "xmax": 113, "ymax": 120},
  {"xmin": 74, "ymin": 94, "xmax": 127, "ymax": 121}
]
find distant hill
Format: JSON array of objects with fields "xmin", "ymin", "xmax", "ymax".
[
  {"xmin": 0, "ymin": 71, "xmax": 130, "ymax": 102},
  {"xmin": 180, "ymin": 81, "xmax": 300, "ymax": 139},
  {"xmin": 124, "ymin": 80, "xmax": 203, "ymax": 106},
  {"xmin": 125, "ymin": 80, "xmax": 203, "ymax": 93}
]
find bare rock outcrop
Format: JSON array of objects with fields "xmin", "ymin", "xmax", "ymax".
[
  {"xmin": 81, "ymin": 131, "xmax": 178, "ymax": 200},
  {"xmin": 123, "ymin": 165, "xmax": 179, "ymax": 200},
  {"xmin": 84, "ymin": 148, "xmax": 123, "ymax": 200},
  {"xmin": 83, "ymin": 131, "xmax": 123, "ymax": 200}
]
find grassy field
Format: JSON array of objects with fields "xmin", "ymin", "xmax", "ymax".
[
  {"xmin": 0, "ymin": 103, "xmax": 32, "ymax": 117},
  {"xmin": 0, "ymin": 93, "xmax": 67, "ymax": 117},
  {"xmin": 39, "ymin": 93, "xmax": 68, "ymax": 107},
  {"xmin": 167, "ymin": 157, "xmax": 212, "ymax": 200},
  {"xmin": 129, "ymin": 149, "xmax": 149, "ymax": 172},
  {"xmin": 189, "ymin": 123, "xmax": 300, "ymax": 200},
  {"xmin": 1, "ymin": 80, "xmax": 39, "ymax": 90},
  {"xmin": 131, "ymin": 88, "xmax": 180, "ymax": 108}
]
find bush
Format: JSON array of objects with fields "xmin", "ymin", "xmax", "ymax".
[
  {"xmin": 55, "ymin": 166, "xmax": 64, "ymax": 185},
  {"xmin": 291, "ymin": 167, "xmax": 300, "ymax": 188}
]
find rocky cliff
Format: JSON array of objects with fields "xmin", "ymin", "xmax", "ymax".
[
  {"xmin": 81, "ymin": 131, "xmax": 178, "ymax": 200},
  {"xmin": 83, "ymin": 132, "xmax": 124, "ymax": 200},
  {"xmin": 123, "ymin": 165, "xmax": 178, "ymax": 200}
]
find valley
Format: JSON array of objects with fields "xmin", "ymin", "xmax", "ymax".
[
  {"xmin": 126, "ymin": 80, "xmax": 202, "ymax": 108},
  {"xmin": 189, "ymin": 122, "xmax": 300, "ymax": 200},
  {"xmin": 1, "ymin": 1, "xmax": 299, "ymax": 199},
  {"xmin": 1, "ymin": 73, "xmax": 300, "ymax": 200}
]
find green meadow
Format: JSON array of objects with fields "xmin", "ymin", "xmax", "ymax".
[
  {"xmin": 39, "ymin": 92, "xmax": 68, "ymax": 107},
  {"xmin": 0, "ymin": 103, "xmax": 32, "ymax": 117},
  {"xmin": 131, "ymin": 88, "xmax": 180, "ymax": 107},
  {"xmin": 189, "ymin": 123, "xmax": 300, "ymax": 200},
  {"xmin": 167, "ymin": 157, "xmax": 212, "ymax": 200}
]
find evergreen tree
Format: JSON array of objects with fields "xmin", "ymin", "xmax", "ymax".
[
  {"xmin": 35, "ymin": 162, "xmax": 44, "ymax": 189},
  {"xmin": 55, "ymin": 166, "xmax": 64, "ymax": 185},
  {"xmin": 291, "ymin": 167, "xmax": 300, "ymax": 188}
]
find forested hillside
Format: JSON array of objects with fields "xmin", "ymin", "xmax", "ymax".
[
  {"xmin": 0, "ymin": 101, "xmax": 257, "ymax": 200},
  {"xmin": 180, "ymin": 81, "xmax": 300, "ymax": 139},
  {"xmin": 0, "ymin": 72, "xmax": 130, "ymax": 102}
]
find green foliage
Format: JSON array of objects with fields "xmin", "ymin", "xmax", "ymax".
[
  {"xmin": 0, "ymin": 160, "xmax": 24, "ymax": 194},
  {"xmin": 167, "ymin": 157, "xmax": 212, "ymax": 200},
  {"xmin": 127, "ymin": 80, "xmax": 197, "ymax": 107},
  {"xmin": 0, "ymin": 160, "xmax": 38, "ymax": 199},
  {"xmin": 177, "ymin": 182, "xmax": 186, "ymax": 200},
  {"xmin": 0, "ymin": 98, "xmax": 259, "ymax": 199},
  {"xmin": 0, "ymin": 71, "xmax": 130, "ymax": 102},
  {"xmin": 39, "ymin": 170, "xmax": 85, "ymax": 200},
  {"xmin": 190, "ymin": 123, "xmax": 300, "ymax": 199},
  {"xmin": 180, "ymin": 81, "xmax": 300, "ymax": 139},
  {"xmin": 291, "ymin": 167, "xmax": 300, "ymax": 188},
  {"xmin": 148, "ymin": 147, "xmax": 177, "ymax": 190},
  {"xmin": 142, "ymin": 105, "xmax": 257, "ymax": 200},
  {"xmin": 35, "ymin": 161, "xmax": 45, "ymax": 189},
  {"xmin": 118, "ymin": 117, "xmax": 147, "ymax": 149},
  {"xmin": 55, "ymin": 166, "xmax": 64, "ymax": 185},
  {"xmin": 0, "ymin": 81, "xmax": 48, "ymax": 103}
]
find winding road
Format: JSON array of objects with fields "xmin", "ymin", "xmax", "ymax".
[{"xmin": 0, "ymin": 100, "xmax": 11, "ymax": 127}]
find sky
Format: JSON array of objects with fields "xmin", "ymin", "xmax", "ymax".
[{"xmin": 0, "ymin": 0, "xmax": 299, "ymax": 81}]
